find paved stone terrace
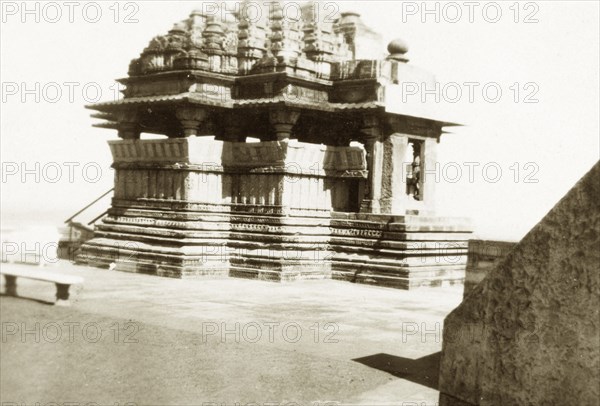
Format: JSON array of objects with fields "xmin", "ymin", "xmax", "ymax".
[{"xmin": 1, "ymin": 261, "xmax": 463, "ymax": 405}]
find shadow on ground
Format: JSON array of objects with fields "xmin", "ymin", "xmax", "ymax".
[
  {"xmin": 0, "ymin": 292, "xmax": 54, "ymax": 306},
  {"xmin": 353, "ymin": 352, "xmax": 441, "ymax": 390}
]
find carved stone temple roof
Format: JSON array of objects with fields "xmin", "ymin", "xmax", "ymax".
[
  {"xmin": 125, "ymin": 2, "xmax": 381, "ymax": 78},
  {"xmin": 89, "ymin": 1, "xmax": 459, "ymax": 139}
]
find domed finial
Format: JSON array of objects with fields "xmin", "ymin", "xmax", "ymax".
[
  {"xmin": 387, "ymin": 37, "xmax": 409, "ymax": 62},
  {"xmin": 170, "ymin": 22, "xmax": 187, "ymax": 34}
]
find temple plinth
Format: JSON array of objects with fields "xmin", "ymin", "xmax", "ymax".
[{"xmin": 78, "ymin": 2, "xmax": 472, "ymax": 289}]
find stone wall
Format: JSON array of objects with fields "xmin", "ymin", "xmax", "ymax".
[{"xmin": 439, "ymin": 162, "xmax": 600, "ymax": 405}]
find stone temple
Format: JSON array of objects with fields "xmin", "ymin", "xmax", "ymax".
[{"xmin": 78, "ymin": 1, "xmax": 472, "ymax": 289}]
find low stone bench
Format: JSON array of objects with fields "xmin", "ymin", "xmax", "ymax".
[{"xmin": 1, "ymin": 267, "xmax": 84, "ymax": 306}]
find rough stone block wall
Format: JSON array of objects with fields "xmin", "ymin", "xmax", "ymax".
[
  {"xmin": 439, "ymin": 162, "xmax": 600, "ymax": 405},
  {"xmin": 464, "ymin": 239, "xmax": 516, "ymax": 298}
]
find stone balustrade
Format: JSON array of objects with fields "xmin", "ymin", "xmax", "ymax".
[{"xmin": 109, "ymin": 138, "xmax": 366, "ymax": 175}]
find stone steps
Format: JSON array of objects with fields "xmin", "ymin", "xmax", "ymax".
[
  {"xmin": 229, "ymin": 265, "xmax": 332, "ymax": 282},
  {"xmin": 78, "ymin": 204, "xmax": 472, "ymax": 289}
]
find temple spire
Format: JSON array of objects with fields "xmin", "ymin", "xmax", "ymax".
[
  {"xmin": 237, "ymin": 0, "xmax": 267, "ymax": 74},
  {"xmin": 202, "ymin": 16, "xmax": 226, "ymax": 71},
  {"xmin": 269, "ymin": 0, "xmax": 302, "ymax": 66}
]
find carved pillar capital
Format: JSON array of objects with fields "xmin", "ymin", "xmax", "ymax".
[
  {"xmin": 269, "ymin": 108, "xmax": 300, "ymax": 141},
  {"xmin": 115, "ymin": 110, "xmax": 140, "ymax": 140},
  {"xmin": 175, "ymin": 106, "xmax": 207, "ymax": 137}
]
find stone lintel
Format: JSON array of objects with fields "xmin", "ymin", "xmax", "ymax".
[{"xmin": 120, "ymin": 69, "xmax": 236, "ymax": 99}]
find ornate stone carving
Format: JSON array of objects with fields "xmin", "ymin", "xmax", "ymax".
[
  {"xmin": 237, "ymin": 0, "xmax": 267, "ymax": 74},
  {"xmin": 268, "ymin": 0, "xmax": 302, "ymax": 65},
  {"xmin": 301, "ymin": 2, "xmax": 339, "ymax": 78},
  {"xmin": 124, "ymin": 3, "xmax": 379, "ymax": 78},
  {"xmin": 189, "ymin": 9, "xmax": 207, "ymax": 48}
]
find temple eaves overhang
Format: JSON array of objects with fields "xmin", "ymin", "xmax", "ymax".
[{"xmin": 88, "ymin": 94, "xmax": 460, "ymax": 133}]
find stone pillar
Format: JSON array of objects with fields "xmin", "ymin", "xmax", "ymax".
[
  {"xmin": 380, "ymin": 133, "xmax": 409, "ymax": 213},
  {"xmin": 359, "ymin": 115, "xmax": 384, "ymax": 213},
  {"xmin": 115, "ymin": 111, "xmax": 140, "ymax": 140},
  {"xmin": 199, "ymin": 116, "xmax": 218, "ymax": 137},
  {"xmin": 175, "ymin": 106, "xmax": 207, "ymax": 137},
  {"xmin": 269, "ymin": 108, "xmax": 300, "ymax": 142},
  {"xmin": 221, "ymin": 111, "xmax": 246, "ymax": 142},
  {"xmin": 381, "ymin": 115, "xmax": 441, "ymax": 214},
  {"xmin": 421, "ymin": 137, "xmax": 438, "ymax": 212}
]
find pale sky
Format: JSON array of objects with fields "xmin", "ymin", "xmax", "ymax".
[{"xmin": 1, "ymin": 1, "xmax": 599, "ymax": 240}]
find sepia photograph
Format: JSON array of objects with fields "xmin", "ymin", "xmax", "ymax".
[{"xmin": 1, "ymin": 1, "xmax": 599, "ymax": 405}]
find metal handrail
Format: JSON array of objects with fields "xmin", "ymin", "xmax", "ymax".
[
  {"xmin": 64, "ymin": 188, "xmax": 114, "ymax": 224},
  {"xmin": 87, "ymin": 209, "xmax": 110, "ymax": 226}
]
